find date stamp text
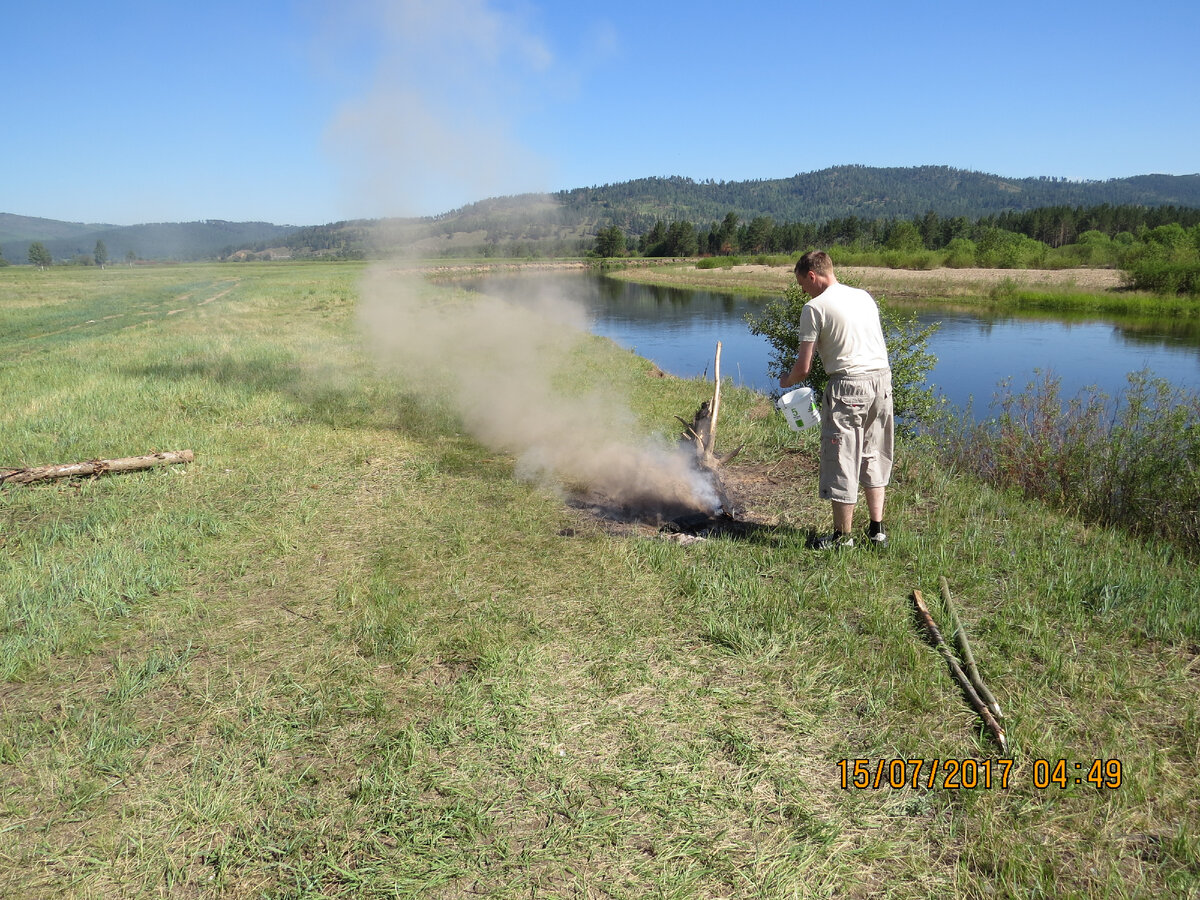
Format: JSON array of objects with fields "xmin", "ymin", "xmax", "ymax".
[{"xmin": 836, "ymin": 758, "xmax": 1123, "ymax": 790}]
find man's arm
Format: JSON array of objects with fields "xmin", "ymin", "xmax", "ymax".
[{"xmin": 780, "ymin": 341, "xmax": 815, "ymax": 389}]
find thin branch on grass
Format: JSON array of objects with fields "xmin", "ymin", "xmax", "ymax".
[
  {"xmin": 912, "ymin": 589, "xmax": 1008, "ymax": 754},
  {"xmin": 940, "ymin": 575, "xmax": 1003, "ymax": 721}
]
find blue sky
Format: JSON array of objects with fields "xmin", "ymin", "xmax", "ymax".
[{"xmin": 5, "ymin": 0, "xmax": 1198, "ymax": 226}]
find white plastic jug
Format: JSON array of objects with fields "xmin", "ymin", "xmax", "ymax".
[{"xmin": 777, "ymin": 386, "xmax": 821, "ymax": 431}]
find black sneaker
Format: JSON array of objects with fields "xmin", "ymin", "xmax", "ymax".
[
  {"xmin": 808, "ymin": 531, "xmax": 854, "ymax": 551},
  {"xmin": 864, "ymin": 528, "xmax": 889, "ymax": 550}
]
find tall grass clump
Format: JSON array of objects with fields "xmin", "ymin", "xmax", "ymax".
[{"xmin": 935, "ymin": 370, "xmax": 1200, "ymax": 552}]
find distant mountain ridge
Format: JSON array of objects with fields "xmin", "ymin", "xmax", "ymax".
[
  {"xmin": 0, "ymin": 214, "xmax": 299, "ymax": 264},
  {"xmin": 4, "ymin": 166, "xmax": 1199, "ymax": 262},
  {"xmin": 410, "ymin": 166, "xmax": 1200, "ymax": 253},
  {"xmin": 0, "ymin": 212, "xmax": 117, "ymax": 243},
  {"xmin": 550, "ymin": 166, "xmax": 1200, "ymax": 231}
]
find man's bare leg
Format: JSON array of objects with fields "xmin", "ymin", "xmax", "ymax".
[
  {"xmin": 865, "ymin": 486, "xmax": 885, "ymax": 525},
  {"xmin": 832, "ymin": 501, "xmax": 854, "ymax": 534},
  {"xmin": 832, "ymin": 488, "xmax": 884, "ymax": 535}
]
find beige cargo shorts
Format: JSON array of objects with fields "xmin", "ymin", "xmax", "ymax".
[{"xmin": 818, "ymin": 369, "xmax": 894, "ymax": 504}]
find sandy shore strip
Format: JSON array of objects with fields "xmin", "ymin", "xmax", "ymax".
[{"xmin": 603, "ymin": 261, "xmax": 1125, "ymax": 298}]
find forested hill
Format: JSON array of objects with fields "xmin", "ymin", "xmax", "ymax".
[
  {"xmin": 5, "ymin": 166, "xmax": 1199, "ymax": 263},
  {"xmin": 551, "ymin": 166, "xmax": 1200, "ymax": 232},
  {"xmin": 412, "ymin": 165, "xmax": 1200, "ymax": 255}
]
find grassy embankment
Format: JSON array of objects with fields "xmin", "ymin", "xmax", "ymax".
[
  {"xmin": 1, "ymin": 261, "xmax": 1198, "ymax": 899},
  {"xmin": 606, "ymin": 256, "xmax": 1198, "ymax": 313}
]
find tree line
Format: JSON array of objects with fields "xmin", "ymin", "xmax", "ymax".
[
  {"xmin": 592, "ymin": 204, "xmax": 1200, "ymax": 295},
  {"xmin": 17, "ymin": 239, "xmax": 128, "ymax": 268},
  {"xmin": 596, "ymin": 203, "xmax": 1200, "ymax": 258}
]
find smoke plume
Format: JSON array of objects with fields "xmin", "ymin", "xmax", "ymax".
[
  {"xmin": 322, "ymin": 0, "xmax": 556, "ymax": 218},
  {"xmin": 358, "ymin": 267, "xmax": 722, "ymax": 515},
  {"xmin": 330, "ymin": 1, "xmax": 719, "ymax": 515}
]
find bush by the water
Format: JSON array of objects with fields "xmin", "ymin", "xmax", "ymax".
[
  {"xmin": 934, "ymin": 370, "xmax": 1200, "ymax": 552},
  {"xmin": 1117, "ymin": 222, "xmax": 1200, "ymax": 295},
  {"xmin": 1123, "ymin": 260, "xmax": 1200, "ymax": 295}
]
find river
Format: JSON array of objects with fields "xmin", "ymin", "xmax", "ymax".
[{"xmin": 462, "ymin": 272, "xmax": 1200, "ymax": 413}]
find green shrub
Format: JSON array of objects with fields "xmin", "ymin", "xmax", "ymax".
[
  {"xmin": 828, "ymin": 246, "xmax": 887, "ymax": 267},
  {"xmin": 1041, "ymin": 247, "xmax": 1086, "ymax": 269},
  {"xmin": 696, "ymin": 255, "xmax": 742, "ymax": 269},
  {"xmin": 884, "ymin": 221, "xmax": 924, "ymax": 252},
  {"xmin": 1074, "ymin": 230, "xmax": 1120, "ymax": 266},
  {"xmin": 882, "ymin": 250, "xmax": 940, "ymax": 270},
  {"xmin": 1116, "ymin": 223, "xmax": 1200, "ymax": 293},
  {"xmin": 935, "ymin": 370, "xmax": 1200, "ymax": 553},
  {"xmin": 942, "ymin": 238, "xmax": 977, "ymax": 268},
  {"xmin": 975, "ymin": 229, "xmax": 1049, "ymax": 268},
  {"xmin": 1123, "ymin": 260, "xmax": 1200, "ymax": 295}
]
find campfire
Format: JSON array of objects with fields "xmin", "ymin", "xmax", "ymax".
[{"xmin": 567, "ymin": 342, "xmax": 762, "ymax": 540}]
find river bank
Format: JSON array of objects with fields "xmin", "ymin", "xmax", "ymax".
[
  {"xmin": 602, "ymin": 260, "xmax": 1126, "ymax": 300},
  {"xmin": 379, "ymin": 256, "xmax": 1127, "ymax": 302}
]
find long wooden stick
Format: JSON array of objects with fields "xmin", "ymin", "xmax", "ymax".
[
  {"xmin": 705, "ymin": 341, "xmax": 723, "ymax": 463},
  {"xmin": 912, "ymin": 589, "xmax": 1008, "ymax": 754},
  {"xmin": 1, "ymin": 450, "xmax": 194, "ymax": 486},
  {"xmin": 939, "ymin": 576, "xmax": 1003, "ymax": 721}
]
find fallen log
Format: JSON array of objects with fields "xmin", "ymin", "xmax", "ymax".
[
  {"xmin": 939, "ymin": 575, "xmax": 1003, "ymax": 721},
  {"xmin": 0, "ymin": 450, "xmax": 195, "ymax": 486},
  {"xmin": 912, "ymin": 589, "xmax": 1008, "ymax": 754}
]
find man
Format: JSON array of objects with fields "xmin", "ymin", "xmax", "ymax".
[{"xmin": 780, "ymin": 250, "xmax": 893, "ymax": 550}]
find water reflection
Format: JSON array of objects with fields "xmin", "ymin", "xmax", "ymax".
[
  {"xmin": 922, "ymin": 312, "xmax": 1200, "ymax": 408},
  {"xmin": 459, "ymin": 272, "xmax": 1200, "ymax": 412}
]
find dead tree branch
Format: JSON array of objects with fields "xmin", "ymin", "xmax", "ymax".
[
  {"xmin": 939, "ymin": 576, "xmax": 1003, "ymax": 721},
  {"xmin": 1, "ymin": 450, "xmax": 195, "ymax": 486},
  {"xmin": 912, "ymin": 589, "xmax": 1008, "ymax": 754},
  {"xmin": 705, "ymin": 341, "xmax": 722, "ymax": 463}
]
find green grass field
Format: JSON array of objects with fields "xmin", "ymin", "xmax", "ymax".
[{"xmin": 1, "ymin": 262, "xmax": 1197, "ymax": 899}]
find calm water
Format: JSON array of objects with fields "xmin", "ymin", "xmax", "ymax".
[{"xmin": 463, "ymin": 272, "xmax": 1200, "ymax": 412}]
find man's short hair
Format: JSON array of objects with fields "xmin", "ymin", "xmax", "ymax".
[{"xmin": 794, "ymin": 250, "xmax": 834, "ymax": 277}]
